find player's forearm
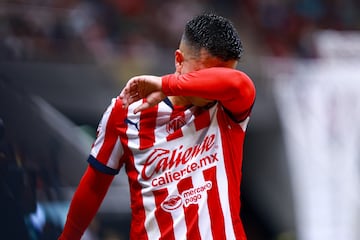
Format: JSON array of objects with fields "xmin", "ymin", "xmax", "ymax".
[
  {"xmin": 59, "ymin": 189, "xmax": 98, "ymax": 239},
  {"xmin": 59, "ymin": 166, "xmax": 114, "ymax": 240},
  {"xmin": 162, "ymin": 67, "xmax": 255, "ymax": 115},
  {"xmin": 162, "ymin": 67, "xmax": 251, "ymax": 99}
]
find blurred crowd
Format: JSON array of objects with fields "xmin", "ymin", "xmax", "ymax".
[{"xmin": 0, "ymin": 0, "xmax": 359, "ymax": 64}]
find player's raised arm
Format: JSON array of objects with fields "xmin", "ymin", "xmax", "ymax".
[
  {"xmin": 162, "ymin": 67, "xmax": 256, "ymax": 119},
  {"xmin": 119, "ymin": 67, "xmax": 255, "ymax": 119}
]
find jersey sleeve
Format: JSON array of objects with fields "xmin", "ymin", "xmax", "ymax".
[
  {"xmin": 59, "ymin": 166, "xmax": 114, "ymax": 239},
  {"xmin": 161, "ymin": 67, "xmax": 256, "ymax": 121},
  {"xmin": 88, "ymin": 97, "xmax": 127, "ymax": 175}
]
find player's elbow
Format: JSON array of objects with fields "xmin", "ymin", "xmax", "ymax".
[{"xmin": 232, "ymin": 72, "xmax": 256, "ymax": 101}]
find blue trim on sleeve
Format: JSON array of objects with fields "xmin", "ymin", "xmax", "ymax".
[
  {"xmin": 87, "ymin": 155, "xmax": 119, "ymax": 175},
  {"xmin": 163, "ymin": 97, "xmax": 173, "ymax": 109}
]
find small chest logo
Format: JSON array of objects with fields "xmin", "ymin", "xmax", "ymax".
[
  {"xmin": 125, "ymin": 118, "xmax": 139, "ymax": 131},
  {"xmin": 166, "ymin": 116, "xmax": 186, "ymax": 134}
]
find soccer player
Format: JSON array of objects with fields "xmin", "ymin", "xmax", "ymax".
[{"xmin": 59, "ymin": 13, "xmax": 256, "ymax": 240}]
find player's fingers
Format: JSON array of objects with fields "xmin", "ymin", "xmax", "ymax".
[
  {"xmin": 119, "ymin": 81, "xmax": 131, "ymax": 98},
  {"xmin": 120, "ymin": 78, "xmax": 140, "ymax": 108},
  {"xmin": 119, "ymin": 87, "xmax": 127, "ymax": 99},
  {"xmin": 120, "ymin": 93, "xmax": 138, "ymax": 109},
  {"xmin": 120, "ymin": 77, "xmax": 138, "ymax": 96},
  {"xmin": 133, "ymin": 102, "xmax": 151, "ymax": 114},
  {"xmin": 119, "ymin": 89, "xmax": 130, "ymax": 108}
]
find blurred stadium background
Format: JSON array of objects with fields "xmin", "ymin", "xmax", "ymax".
[{"xmin": 0, "ymin": 0, "xmax": 359, "ymax": 239}]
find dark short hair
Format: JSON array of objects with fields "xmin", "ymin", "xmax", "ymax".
[{"xmin": 183, "ymin": 13, "xmax": 243, "ymax": 61}]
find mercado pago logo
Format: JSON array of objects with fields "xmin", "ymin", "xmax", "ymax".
[
  {"xmin": 140, "ymin": 134, "xmax": 219, "ymax": 187},
  {"xmin": 161, "ymin": 181, "xmax": 213, "ymax": 212}
]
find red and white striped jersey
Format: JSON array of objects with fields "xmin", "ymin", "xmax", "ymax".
[{"xmin": 89, "ymin": 68, "xmax": 255, "ymax": 240}]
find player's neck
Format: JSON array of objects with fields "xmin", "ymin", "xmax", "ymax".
[{"xmin": 168, "ymin": 96, "xmax": 192, "ymax": 108}]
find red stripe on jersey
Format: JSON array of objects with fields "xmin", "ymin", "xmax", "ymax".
[
  {"xmin": 203, "ymin": 166, "xmax": 226, "ymax": 240},
  {"xmin": 177, "ymin": 176, "xmax": 201, "ymax": 240},
  {"xmin": 96, "ymin": 101, "xmax": 123, "ymax": 163},
  {"xmin": 127, "ymin": 162, "xmax": 149, "ymax": 240},
  {"xmin": 194, "ymin": 108, "xmax": 211, "ymax": 131},
  {"xmin": 139, "ymin": 102, "xmax": 158, "ymax": 150},
  {"xmin": 94, "ymin": 99, "xmax": 126, "ymax": 168},
  {"xmin": 217, "ymin": 107, "xmax": 247, "ymax": 239},
  {"xmin": 166, "ymin": 126, "xmax": 183, "ymax": 141},
  {"xmin": 153, "ymin": 188, "xmax": 176, "ymax": 240},
  {"xmin": 122, "ymin": 101, "xmax": 149, "ymax": 240}
]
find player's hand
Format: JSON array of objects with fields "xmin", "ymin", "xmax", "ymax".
[{"xmin": 119, "ymin": 75, "xmax": 165, "ymax": 114}]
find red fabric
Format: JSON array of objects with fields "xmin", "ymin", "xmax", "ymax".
[
  {"xmin": 161, "ymin": 67, "xmax": 256, "ymax": 121},
  {"xmin": 58, "ymin": 166, "xmax": 114, "ymax": 240},
  {"xmin": 216, "ymin": 106, "xmax": 247, "ymax": 239}
]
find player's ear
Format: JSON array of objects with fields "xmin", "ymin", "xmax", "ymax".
[{"xmin": 175, "ymin": 49, "xmax": 184, "ymax": 73}]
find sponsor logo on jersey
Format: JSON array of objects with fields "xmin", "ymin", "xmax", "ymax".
[
  {"xmin": 161, "ymin": 181, "xmax": 213, "ymax": 212},
  {"xmin": 161, "ymin": 195, "xmax": 183, "ymax": 211},
  {"xmin": 140, "ymin": 134, "xmax": 219, "ymax": 187},
  {"xmin": 182, "ymin": 181, "xmax": 212, "ymax": 207}
]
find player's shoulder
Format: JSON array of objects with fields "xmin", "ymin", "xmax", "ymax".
[
  {"xmin": 102, "ymin": 97, "xmax": 128, "ymax": 119},
  {"xmin": 104, "ymin": 97, "xmax": 122, "ymax": 111},
  {"xmin": 113, "ymin": 96, "xmax": 124, "ymax": 108},
  {"xmin": 110, "ymin": 97, "xmax": 143, "ymax": 117}
]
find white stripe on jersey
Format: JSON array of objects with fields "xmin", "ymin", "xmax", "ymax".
[
  {"xmin": 142, "ymin": 189, "xmax": 161, "ymax": 240},
  {"xmin": 125, "ymin": 101, "xmax": 160, "ymax": 238},
  {"xmin": 169, "ymin": 189, "xmax": 188, "ymax": 240},
  {"xmin": 210, "ymin": 115, "xmax": 237, "ymax": 240},
  {"xmin": 125, "ymin": 101, "xmax": 142, "ymax": 150},
  {"xmin": 154, "ymin": 101, "xmax": 172, "ymax": 140},
  {"xmin": 108, "ymin": 137, "xmax": 123, "ymax": 169},
  {"xmin": 91, "ymin": 99, "xmax": 115, "ymax": 157},
  {"xmin": 216, "ymin": 153, "xmax": 236, "ymax": 239},
  {"xmin": 192, "ymin": 164, "xmax": 213, "ymax": 240},
  {"xmin": 91, "ymin": 98, "xmax": 123, "ymax": 169}
]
